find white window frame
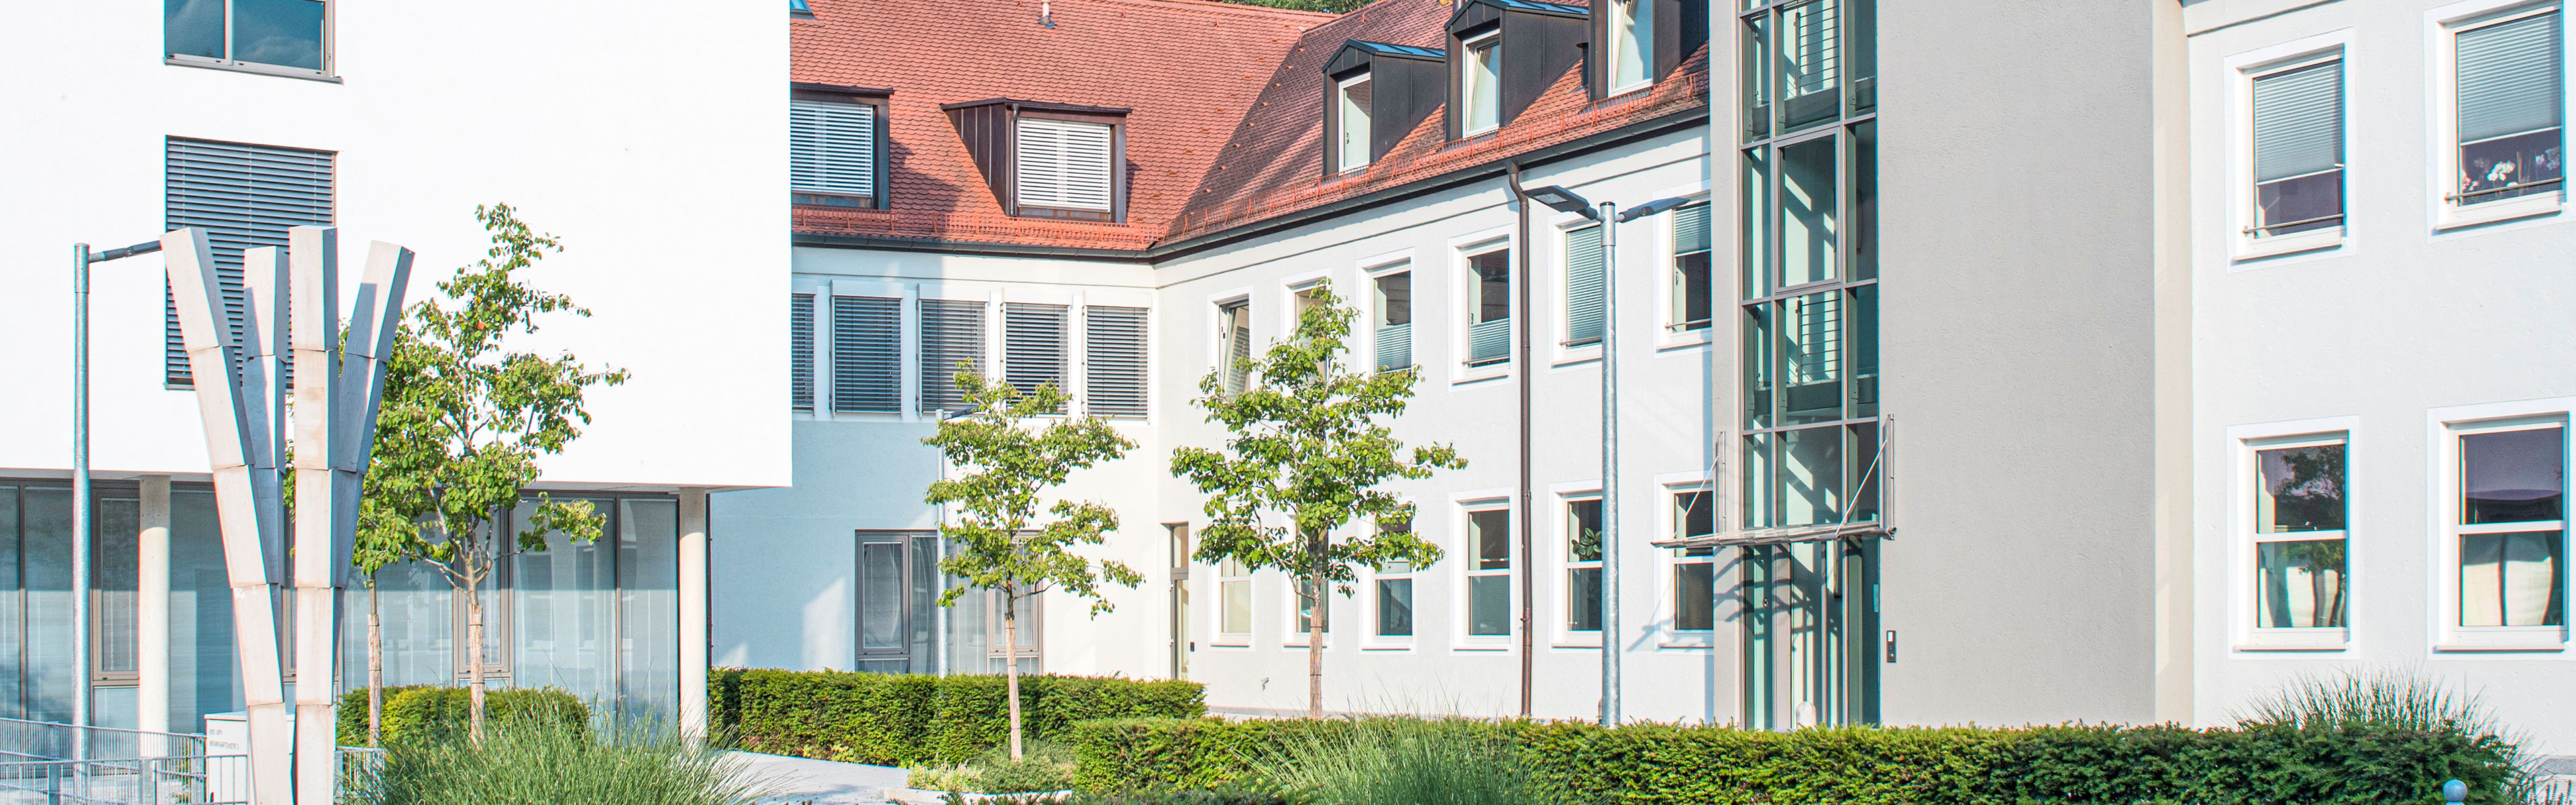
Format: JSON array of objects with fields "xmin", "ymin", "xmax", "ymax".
[
  {"xmin": 1213, "ymin": 555, "xmax": 1255, "ymax": 647},
  {"xmin": 1210, "ymin": 290, "xmax": 1254, "ymax": 394},
  {"xmin": 164, "ymin": 0, "xmax": 335, "ymax": 80},
  {"xmin": 1461, "ymin": 31, "xmax": 1504, "ymax": 136},
  {"xmin": 1337, "ymin": 71, "xmax": 1375, "ymax": 173},
  {"xmin": 1284, "ymin": 562, "xmax": 1335, "ymax": 648},
  {"xmin": 1665, "ymin": 482, "xmax": 1719, "ymax": 643},
  {"xmin": 1605, "ymin": 0, "xmax": 1654, "ymax": 96},
  {"xmin": 1452, "ymin": 229, "xmax": 1515, "ymax": 384},
  {"xmin": 1362, "ymin": 252, "xmax": 1415, "ymax": 375},
  {"xmin": 1553, "ymin": 486, "xmax": 1605, "ymax": 647},
  {"xmin": 2226, "ymin": 419, "xmax": 2358, "ymax": 651},
  {"xmin": 1454, "ymin": 494, "xmax": 1516, "ymax": 649},
  {"xmin": 2226, "ymin": 34, "xmax": 2353, "ymax": 261},
  {"xmin": 2427, "ymin": 0, "xmax": 2569, "ymax": 231},
  {"xmin": 2428, "ymin": 398, "xmax": 2571, "ymax": 651},
  {"xmin": 1366, "ymin": 533, "xmax": 1419, "ymax": 649},
  {"xmin": 1552, "ymin": 211, "xmax": 1609, "ymax": 364}
]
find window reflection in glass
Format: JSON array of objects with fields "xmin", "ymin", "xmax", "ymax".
[
  {"xmin": 1780, "ymin": 137, "xmax": 1839, "ymax": 287},
  {"xmin": 231, "ymin": 0, "xmax": 325, "ymax": 71}
]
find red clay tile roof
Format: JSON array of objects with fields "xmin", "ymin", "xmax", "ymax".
[
  {"xmin": 790, "ymin": 0, "xmax": 1707, "ymax": 254},
  {"xmin": 790, "ymin": 0, "xmax": 1330, "ymax": 252}
]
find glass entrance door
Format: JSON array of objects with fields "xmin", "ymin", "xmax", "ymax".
[{"xmin": 1742, "ymin": 538, "xmax": 1878, "ymax": 728}]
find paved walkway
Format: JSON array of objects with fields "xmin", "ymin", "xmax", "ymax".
[{"xmin": 729, "ymin": 751, "xmax": 908, "ymax": 805}]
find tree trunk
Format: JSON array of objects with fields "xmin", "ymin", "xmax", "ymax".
[
  {"xmin": 1307, "ymin": 555, "xmax": 1325, "ymax": 719},
  {"xmin": 368, "ymin": 579, "xmax": 384, "ymax": 746},
  {"xmin": 1002, "ymin": 593, "xmax": 1025, "ymax": 761},
  {"xmin": 467, "ymin": 561, "xmax": 487, "ymax": 745}
]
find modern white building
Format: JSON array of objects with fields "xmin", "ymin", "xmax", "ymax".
[
  {"xmin": 2182, "ymin": 0, "xmax": 2576, "ymax": 761},
  {"xmin": 0, "ymin": 0, "xmax": 786, "ymax": 734}
]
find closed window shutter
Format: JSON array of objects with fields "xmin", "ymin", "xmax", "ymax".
[
  {"xmin": 1004, "ymin": 303, "xmax": 1071, "ymax": 407},
  {"xmin": 832, "ymin": 296, "xmax": 900, "ymax": 413},
  {"xmin": 1014, "ymin": 118, "xmax": 1114, "ymax": 211},
  {"xmin": 1674, "ymin": 203, "xmax": 1713, "ymax": 255},
  {"xmin": 790, "ymin": 99, "xmax": 877, "ymax": 197},
  {"xmin": 1564, "ymin": 226, "xmax": 1606, "ymax": 345},
  {"xmin": 920, "ymin": 299, "xmax": 987, "ymax": 413},
  {"xmin": 2459, "ymin": 11, "xmax": 2565, "ymax": 143},
  {"xmin": 1083, "ymin": 306, "xmax": 1148, "ymax": 418},
  {"xmin": 791, "ymin": 293, "xmax": 816, "ymax": 411},
  {"xmin": 2253, "ymin": 62, "xmax": 2345, "ymax": 182},
  {"xmin": 164, "ymin": 138, "xmax": 334, "ymax": 386}
]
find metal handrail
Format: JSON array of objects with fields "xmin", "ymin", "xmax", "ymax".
[{"xmin": 2449, "ymin": 176, "xmax": 2565, "ymax": 202}]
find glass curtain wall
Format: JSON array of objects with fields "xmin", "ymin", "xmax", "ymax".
[
  {"xmin": 0, "ymin": 484, "xmax": 237, "ymax": 731},
  {"xmin": 1738, "ymin": 0, "xmax": 1880, "ymax": 729}
]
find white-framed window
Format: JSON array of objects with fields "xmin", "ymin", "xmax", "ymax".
[
  {"xmin": 2243, "ymin": 54, "xmax": 2347, "ymax": 252},
  {"xmin": 1670, "ymin": 202, "xmax": 1714, "ymax": 333},
  {"xmin": 1373, "ymin": 517, "xmax": 1417, "ymax": 641},
  {"xmin": 1564, "ymin": 497, "xmax": 1605, "ymax": 633},
  {"xmin": 166, "ymin": 0, "xmax": 329, "ymax": 76},
  {"xmin": 1671, "ymin": 489, "xmax": 1717, "ymax": 633},
  {"xmin": 1461, "ymin": 32, "xmax": 1503, "ymax": 136},
  {"xmin": 1337, "ymin": 72, "xmax": 1375, "ymax": 172},
  {"xmin": 2436, "ymin": 411, "xmax": 2567, "ymax": 649},
  {"xmin": 2435, "ymin": 3, "xmax": 2566, "ymax": 227},
  {"xmin": 1217, "ymin": 557, "xmax": 1254, "ymax": 642},
  {"xmin": 2239, "ymin": 433, "xmax": 2351, "ymax": 649},
  {"xmin": 1371, "ymin": 267, "xmax": 1414, "ymax": 373},
  {"xmin": 1605, "ymin": 0, "xmax": 1653, "ymax": 93},
  {"xmin": 1081, "ymin": 305, "xmax": 1149, "ymax": 419},
  {"xmin": 1002, "ymin": 302, "xmax": 1070, "ymax": 411},
  {"xmin": 1562, "ymin": 224, "xmax": 1607, "ymax": 347},
  {"xmin": 1014, "ymin": 117, "xmax": 1118, "ymax": 214},
  {"xmin": 918, "ymin": 297, "xmax": 987, "ymax": 415},
  {"xmin": 1462, "ymin": 246, "xmax": 1513, "ymax": 368},
  {"xmin": 833, "ymin": 295, "xmax": 902, "ymax": 414},
  {"xmin": 790, "ymin": 94, "xmax": 887, "ymax": 208},
  {"xmin": 1216, "ymin": 299, "xmax": 1252, "ymax": 392},
  {"xmin": 1290, "ymin": 570, "xmax": 1331, "ymax": 643},
  {"xmin": 1462, "ymin": 506, "xmax": 1513, "ymax": 639}
]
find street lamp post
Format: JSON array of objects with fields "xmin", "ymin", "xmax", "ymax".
[
  {"xmin": 1515, "ymin": 186, "xmax": 1692, "ymax": 727},
  {"xmin": 71, "ymin": 237, "xmax": 165, "ymax": 762}
]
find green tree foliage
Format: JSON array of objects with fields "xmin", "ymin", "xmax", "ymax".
[
  {"xmin": 355, "ymin": 203, "xmax": 627, "ymax": 741},
  {"xmin": 924, "ymin": 372, "xmax": 1144, "ymax": 759},
  {"xmin": 1171, "ymin": 280, "xmax": 1464, "ymax": 718}
]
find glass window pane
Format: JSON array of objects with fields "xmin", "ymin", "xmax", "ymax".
[
  {"xmin": 0, "ymin": 488, "xmax": 16, "ymax": 719},
  {"xmin": 2463, "ymin": 427, "xmax": 2564, "ymax": 524},
  {"xmin": 2455, "ymin": 11, "xmax": 2565, "ymax": 205},
  {"xmin": 1568, "ymin": 500, "xmax": 1603, "ymax": 561},
  {"xmin": 1845, "ymin": 0, "xmax": 1875, "ymax": 113},
  {"xmin": 1468, "ymin": 574, "xmax": 1511, "ymax": 635},
  {"xmin": 1849, "ymin": 121, "xmax": 1876, "ymax": 280},
  {"xmin": 859, "ymin": 542, "xmax": 906, "ymax": 651},
  {"xmin": 1674, "ymin": 561, "xmax": 1715, "ymax": 631},
  {"xmin": 1848, "ymin": 285, "xmax": 1876, "ymax": 418},
  {"xmin": 1339, "ymin": 75, "xmax": 1373, "ymax": 170},
  {"xmin": 512, "ymin": 500, "xmax": 616, "ymax": 707},
  {"xmin": 1466, "ymin": 38, "xmax": 1503, "ymax": 133},
  {"xmin": 1376, "ymin": 272, "xmax": 1411, "ymax": 326},
  {"xmin": 96, "ymin": 499, "xmax": 142, "ymax": 677},
  {"xmin": 1566, "ymin": 568, "xmax": 1603, "ymax": 631},
  {"xmin": 1743, "ymin": 303, "xmax": 1775, "ymax": 429},
  {"xmin": 2257, "ymin": 443, "xmax": 2348, "ymax": 533},
  {"xmin": 1674, "ymin": 252, "xmax": 1713, "ymax": 331},
  {"xmin": 618, "ymin": 499, "xmax": 680, "ymax": 720},
  {"xmin": 2257, "ymin": 539, "xmax": 2348, "ymax": 629},
  {"xmin": 1473, "ymin": 509, "xmax": 1511, "ymax": 569},
  {"xmin": 1741, "ymin": 148, "xmax": 1772, "ymax": 299},
  {"xmin": 1779, "ymin": 0, "xmax": 1841, "ymax": 132},
  {"xmin": 1472, "ymin": 250, "xmax": 1512, "ymax": 324},
  {"xmin": 1743, "ymin": 433, "xmax": 1776, "ymax": 529},
  {"xmin": 1222, "ymin": 579, "xmax": 1251, "ymax": 634},
  {"xmin": 2460, "ymin": 531, "xmax": 2565, "ymax": 627},
  {"xmin": 1295, "ymin": 576, "xmax": 1329, "ymax": 634},
  {"xmin": 1676, "ymin": 491, "xmax": 1715, "ymax": 539},
  {"xmin": 24, "ymin": 489, "xmax": 73, "ymax": 722},
  {"xmin": 1779, "ymin": 137, "xmax": 1839, "ymax": 287},
  {"xmin": 1376, "ymin": 579, "xmax": 1413, "ymax": 636},
  {"xmin": 1742, "ymin": 17, "xmax": 1772, "ymax": 141},
  {"xmin": 1780, "ymin": 291, "xmax": 1842, "ymax": 425},
  {"xmin": 1849, "ymin": 422, "xmax": 1881, "ymax": 523},
  {"xmin": 232, "ymin": 0, "xmax": 325, "ymax": 71},
  {"xmin": 1782, "ymin": 427, "xmax": 1843, "ymax": 527},
  {"xmin": 166, "ymin": 0, "xmax": 224, "ymax": 58}
]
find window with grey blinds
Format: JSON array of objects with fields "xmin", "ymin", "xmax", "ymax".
[
  {"xmin": 1563, "ymin": 226, "xmax": 1606, "ymax": 345},
  {"xmin": 1004, "ymin": 303, "xmax": 1071, "ymax": 404},
  {"xmin": 790, "ymin": 99, "xmax": 878, "ymax": 201},
  {"xmin": 2253, "ymin": 62, "xmax": 2345, "ymax": 184},
  {"xmin": 919, "ymin": 299, "xmax": 987, "ymax": 413},
  {"xmin": 791, "ymin": 293, "xmax": 816, "ymax": 411},
  {"xmin": 2458, "ymin": 12, "xmax": 2564, "ymax": 144},
  {"xmin": 1674, "ymin": 202, "xmax": 1713, "ymax": 254},
  {"xmin": 833, "ymin": 296, "xmax": 900, "ymax": 413},
  {"xmin": 1015, "ymin": 119, "xmax": 1115, "ymax": 211},
  {"xmin": 1083, "ymin": 306, "xmax": 1148, "ymax": 418},
  {"xmin": 164, "ymin": 138, "xmax": 334, "ymax": 387}
]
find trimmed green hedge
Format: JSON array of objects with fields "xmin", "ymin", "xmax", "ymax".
[
  {"xmin": 708, "ymin": 668, "xmax": 1204, "ymax": 766},
  {"xmin": 1069, "ymin": 718, "xmax": 2523, "ymax": 804},
  {"xmin": 333, "ymin": 686, "xmax": 590, "ymax": 747}
]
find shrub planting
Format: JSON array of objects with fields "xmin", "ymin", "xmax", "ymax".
[
  {"xmin": 706, "ymin": 668, "xmax": 1203, "ymax": 766},
  {"xmin": 334, "ymin": 686, "xmax": 589, "ymax": 747}
]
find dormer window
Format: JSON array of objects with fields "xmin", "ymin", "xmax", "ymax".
[
  {"xmin": 1336, "ymin": 72, "xmax": 1374, "ymax": 172},
  {"xmin": 945, "ymin": 99, "xmax": 1129, "ymax": 223},
  {"xmin": 790, "ymin": 83, "xmax": 891, "ymax": 209},
  {"xmin": 1461, "ymin": 32, "xmax": 1503, "ymax": 135},
  {"xmin": 1605, "ymin": 0, "xmax": 1650, "ymax": 93}
]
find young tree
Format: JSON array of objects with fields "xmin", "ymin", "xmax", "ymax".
[
  {"xmin": 356, "ymin": 203, "xmax": 627, "ymax": 741},
  {"xmin": 1172, "ymin": 280, "xmax": 1464, "ymax": 718},
  {"xmin": 923, "ymin": 372, "xmax": 1142, "ymax": 759}
]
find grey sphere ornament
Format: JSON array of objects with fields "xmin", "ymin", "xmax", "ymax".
[{"xmin": 2443, "ymin": 779, "xmax": 2469, "ymax": 803}]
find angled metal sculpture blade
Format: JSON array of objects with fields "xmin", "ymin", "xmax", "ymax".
[{"xmin": 333, "ymin": 241, "xmax": 413, "ymax": 586}]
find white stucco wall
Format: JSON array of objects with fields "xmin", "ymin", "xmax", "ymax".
[
  {"xmin": 0, "ymin": 1, "xmax": 788, "ymax": 490},
  {"xmin": 2184, "ymin": 0, "xmax": 2576, "ymax": 755}
]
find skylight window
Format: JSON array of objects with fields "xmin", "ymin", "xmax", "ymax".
[
  {"xmin": 1462, "ymin": 33, "xmax": 1502, "ymax": 134},
  {"xmin": 1337, "ymin": 72, "xmax": 1375, "ymax": 172}
]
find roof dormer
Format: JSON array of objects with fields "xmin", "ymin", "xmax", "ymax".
[
  {"xmin": 1589, "ymin": 0, "xmax": 1706, "ymax": 100},
  {"xmin": 1324, "ymin": 40, "xmax": 1446, "ymax": 176},
  {"xmin": 1445, "ymin": 0, "xmax": 1588, "ymax": 140},
  {"xmin": 943, "ymin": 98, "xmax": 1130, "ymax": 223}
]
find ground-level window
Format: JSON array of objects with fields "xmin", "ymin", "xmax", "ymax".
[
  {"xmin": 2251, "ymin": 437, "xmax": 2348, "ymax": 630},
  {"xmin": 1672, "ymin": 490, "xmax": 1716, "ymax": 632},
  {"xmin": 2453, "ymin": 422, "xmax": 2565, "ymax": 629},
  {"xmin": 1564, "ymin": 498, "xmax": 1603, "ymax": 632}
]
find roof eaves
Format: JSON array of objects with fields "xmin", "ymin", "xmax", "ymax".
[
  {"xmin": 791, "ymin": 80, "xmax": 894, "ymax": 96},
  {"xmin": 1341, "ymin": 39, "xmax": 1446, "ymax": 61},
  {"xmin": 938, "ymin": 97, "xmax": 1135, "ymax": 115}
]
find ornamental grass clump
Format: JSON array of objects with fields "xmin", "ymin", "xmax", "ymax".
[
  {"xmin": 2234, "ymin": 666, "xmax": 2567, "ymax": 805},
  {"xmin": 1271, "ymin": 717, "xmax": 1543, "ymax": 805},
  {"xmin": 353, "ymin": 711, "xmax": 767, "ymax": 805}
]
